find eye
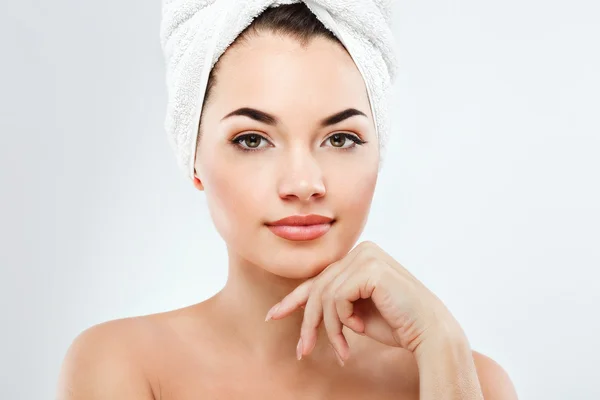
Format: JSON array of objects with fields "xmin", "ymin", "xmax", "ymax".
[
  {"xmin": 322, "ymin": 133, "xmax": 366, "ymax": 149},
  {"xmin": 231, "ymin": 133, "xmax": 271, "ymax": 151}
]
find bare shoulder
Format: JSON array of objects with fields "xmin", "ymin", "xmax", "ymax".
[
  {"xmin": 472, "ymin": 350, "xmax": 519, "ymax": 400},
  {"xmin": 57, "ymin": 316, "xmax": 159, "ymax": 400},
  {"xmin": 56, "ymin": 303, "xmax": 214, "ymax": 400}
]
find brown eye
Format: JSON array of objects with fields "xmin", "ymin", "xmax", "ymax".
[
  {"xmin": 244, "ymin": 134, "xmax": 261, "ymax": 148},
  {"xmin": 323, "ymin": 133, "xmax": 365, "ymax": 149},
  {"xmin": 232, "ymin": 133, "xmax": 271, "ymax": 152},
  {"xmin": 329, "ymin": 133, "xmax": 346, "ymax": 147}
]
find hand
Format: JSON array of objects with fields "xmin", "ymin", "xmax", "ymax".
[{"xmin": 264, "ymin": 241, "xmax": 465, "ymax": 365}]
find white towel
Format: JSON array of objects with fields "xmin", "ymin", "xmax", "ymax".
[{"xmin": 160, "ymin": 0, "xmax": 399, "ymax": 180}]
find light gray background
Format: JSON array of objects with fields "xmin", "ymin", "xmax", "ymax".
[{"xmin": 1, "ymin": 1, "xmax": 599, "ymax": 399}]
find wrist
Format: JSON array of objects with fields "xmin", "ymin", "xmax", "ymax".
[
  {"xmin": 413, "ymin": 326, "xmax": 483, "ymax": 400},
  {"xmin": 413, "ymin": 318, "xmax": 470, "ymax": 362},
  {"xmin": 404, "ymin": 310, "xmax": 483, "ymax": 399}
]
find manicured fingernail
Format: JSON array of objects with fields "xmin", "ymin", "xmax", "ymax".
[
  {"xmin": 296, "ymin": 337, "xmax": 303, "ymax": 360},
  {"xmin": 329, "ymin": 344, "xmax": 345, "ymax": 367},
  {"xmin": 265, "ymin": 303, "xmax": 280, "ymax": 322}
]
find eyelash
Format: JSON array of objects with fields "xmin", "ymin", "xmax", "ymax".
[{"xmin": 230, "ymin": 133, "xmax": 367, "ymax": 153}]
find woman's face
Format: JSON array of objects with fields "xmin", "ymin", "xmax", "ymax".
[{"xmin": 194, "ymin": 32, "xmax": 379, "ymax": 279}]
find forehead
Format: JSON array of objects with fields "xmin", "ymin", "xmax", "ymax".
[{"xmin": 210, "ymin": 33, "xmax": 372, "ymax": 118}]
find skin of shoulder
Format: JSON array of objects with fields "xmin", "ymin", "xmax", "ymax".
[
  {"xmin": 55, "ymin": 309, "xmax": 518, "ymax": 400},
  {"xmin": 56, "ymin": 317, "xmax": 156, "ymax": 400},
  {"xmin": 472, "ymin": 350, "xmax": 519, "ymax": 400}
]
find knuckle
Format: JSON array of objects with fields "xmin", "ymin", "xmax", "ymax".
[
  {"xmin": 321, "ymin": 287, "xmax": 334, "ymax": 304},
  {"xmin": 356, "ymin": 246, "xmax": 380, "ymax": 263},
  {"xmin": 359, "ymin": 240, "xmax": 376, "ymax": 249},
  {"xmin": 338, "ymin": 315, "xmax": 351, "ymax": 326},
  {"xmin": 366, "ymin": 259, "xmax": 380, "ymax": 272},
  {"xmin": 355, "ymin": 254, "xmax": 380, "ymax": 273},
  {"xmin": 359, "ymin": 240, "xmax": 379, "ymax": 252},
  {"xmin": 333, "ymin": 291, "xmax": 345, "ymax": 304},
  {"xmin": 320, "ymin": 281, "xmax": 337, "ymax": 302}
]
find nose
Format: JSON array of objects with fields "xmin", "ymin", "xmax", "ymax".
[{"xmin": 277, "ymin": 150, "xmax": 326, "ymax": 202}]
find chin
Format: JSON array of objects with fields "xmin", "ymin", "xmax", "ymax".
[
  {"xmin": 271, "ymin": 260, "xmax": 330, "ymax": 279},
  {"xmin": 252, "ymin": 229, "xmax": 360, "ymax": 279}
]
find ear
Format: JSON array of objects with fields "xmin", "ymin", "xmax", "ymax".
[{"xmin": 192, "ymin": 169, "xmax": 205, "ymax": 191}]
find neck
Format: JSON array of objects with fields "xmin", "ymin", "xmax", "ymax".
[{"xmin": 209, "ymin": 247, "xmax": 336, "ymax": 365}]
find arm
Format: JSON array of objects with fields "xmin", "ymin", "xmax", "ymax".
[
  {"xmin": 56, "ymin": 322, "xmax": 155, "ymax": 400},
  {"xmin": 414, "ymin": 325, "xmax": 518, "ymax": 400}
]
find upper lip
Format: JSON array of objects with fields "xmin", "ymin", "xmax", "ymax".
[{"xmin": 266, "ymin": 214, "xmax": 334, "ymax": 226}]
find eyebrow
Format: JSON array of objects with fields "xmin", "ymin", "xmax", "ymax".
[{"xmin": 221, "ymin": 107, "xmax": 367, "ymax": 128}]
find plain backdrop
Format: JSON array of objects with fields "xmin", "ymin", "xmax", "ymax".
[{"xmin": 1, "ymin": 0, "xmax": 599, "ymax": 398}]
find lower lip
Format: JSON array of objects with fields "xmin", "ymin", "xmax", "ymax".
[{"xmin": 266, "ymin": 222, "xmax": 333, "ymax": 241}]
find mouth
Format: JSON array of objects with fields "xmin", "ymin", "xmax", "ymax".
[{"xmin": 265, "ymin": 214, "xmax": 335, "ymax": 241}]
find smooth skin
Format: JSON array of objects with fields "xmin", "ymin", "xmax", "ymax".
[{"xmin": 57, "ymin": 32, "xmax": 518, "ymax": 399}]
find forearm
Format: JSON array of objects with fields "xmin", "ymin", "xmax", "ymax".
[{"xmin": 414, "ymin": 325, "xmax": 484, "ymax": 400}]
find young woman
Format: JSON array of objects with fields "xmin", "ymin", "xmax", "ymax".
[{"xmin": 57, "ymin": 4, "xmax": 517, "ymax": 399}]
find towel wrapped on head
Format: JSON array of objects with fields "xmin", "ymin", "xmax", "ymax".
[{"xmin": 160, "ymin": 0, "xmax": 399, "ymax": 180}]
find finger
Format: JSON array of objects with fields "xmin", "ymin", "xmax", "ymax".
[
  {"xmin": 300, "ymin": 260, "xmax": 356, "ymax": 357},
  {"xmin": 321, "ymin": 280, "xmax": 349, "ymax": 364},
  {"xmin": 298, "ymin": 283, "xmax": 325, "ymax": 358},
  {"xmin": 305, "ymin": 246, "xmax": 366, "ymax": 292},
  {"xmin": 269, "ymin": 257, "xmax": 348, "ymax": 321},
  {"xmin": 287, "ymin": 245, "xmax": 373, "ymax": 352},
  {"xmin": 359, "ymin": 241, "xmax": 419, "ymax": 283},
  {"xmin": 335, "ymin": 266, "xmax": 378, "ymax": 337},
  {"xmin": 316, "ymin": 260, "xmax": 367, "ymax": 361},
  {"xmin": 330, "ymin": 264, "xmax": 366, "ymax": 325},
  {"xmin": 325, "ymin": 254, "xmax": 369, "ymax": 335},
  {"xmin": 267, "ymin": 278, "xmax": 314, "ymax": 321}
]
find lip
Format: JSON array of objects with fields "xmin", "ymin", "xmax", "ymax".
[
  {"xmin": 265, "ymin": 214, "xmax": 335, "ymax": 241},
  {"xmin": 267, "ymin": 214, "xmax": 334, "ymax": 226}
]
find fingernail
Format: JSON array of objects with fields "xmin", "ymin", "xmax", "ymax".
[
  {"xmin": 265, "ymin": 303, "xmax": 280, "ymax": 322},
  {"xmin": 296, "ymin": 337, "xmax": 303, "ymax": 360},
  {"xmin": 329, "ymin": 344, "xmax": 345, "ymax": 367}
]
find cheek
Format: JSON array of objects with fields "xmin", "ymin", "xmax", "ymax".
[
  {"xmin": 330, "ymin": 163, "xmax": 378, "ymax": 218},
  {"xmin": 202, "ymin": 160, "xmax": 271, "ymax": 242}
]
